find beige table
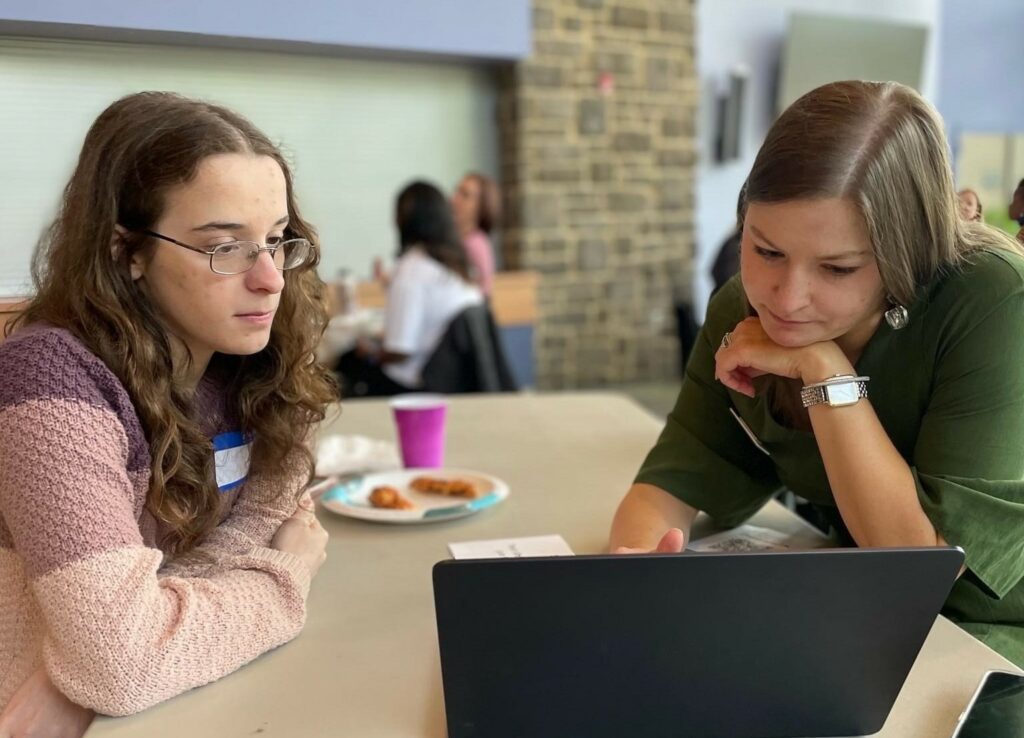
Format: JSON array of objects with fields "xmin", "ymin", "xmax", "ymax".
[{"xmin": 87, "ymin": 392, "xmax": 1019, "ymax": 737}]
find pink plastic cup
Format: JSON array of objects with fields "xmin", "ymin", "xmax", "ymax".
[{"xmin": 390, "ymin": 394, "xmax": 448, "ymax": 468}]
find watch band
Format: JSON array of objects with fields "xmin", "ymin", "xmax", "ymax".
[{"xmin": 800, "ymin": 374, "xmax": 870, "ymax": 408}]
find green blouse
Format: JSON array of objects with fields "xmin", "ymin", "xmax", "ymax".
[{"xmin": 636, "ymin": 249, "xmax": 1024, "ymax": 667}]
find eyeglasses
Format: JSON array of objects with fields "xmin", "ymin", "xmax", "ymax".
[{"xmin": 141, "ymin": 229, "xmax": 315, "ymax": 276}]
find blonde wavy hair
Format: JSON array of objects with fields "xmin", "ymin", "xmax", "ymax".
[
  {"xmin": 10, "ymin": 92, "xmax": 338, "ymax": 552},
  {"xmin": 740, "ymin": 80, "xmax": 1022, "ymax": 424}
]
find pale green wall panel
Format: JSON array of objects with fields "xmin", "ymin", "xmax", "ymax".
[{"xmin": 0, "ymin": 37, "xmax": 499, "ymax": 294}]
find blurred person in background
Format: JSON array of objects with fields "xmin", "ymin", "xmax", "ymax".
[
  {"xmin": 337, "ymin": 181, "xmax": 482, "ymax": 397},
  {"xmin": 451, "ymin": 172, "xmax": 501, "ymax": 297},
  {"xmin": 710, "ymin": 189, "xmax": 746, "ymax": 297},
  {"xmin": 1011, "ymin": 179, "xmax": 1024, "ymax": 243}
]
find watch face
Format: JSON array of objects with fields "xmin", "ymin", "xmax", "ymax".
[{"xmin": 825, "ymin": 382, "xmax": 859, "ymax": 406}]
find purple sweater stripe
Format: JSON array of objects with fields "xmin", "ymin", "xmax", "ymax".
[
  {"xmin": 0, "ymin": 398, "xmax": 147, "ymax": 577},
  {"xmin": 0, "ymin": 327, "xmax": 150, "ymax": 474}
]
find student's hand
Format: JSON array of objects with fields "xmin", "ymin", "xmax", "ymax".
[
  {"xmin": 372, "ymin": 257, "xmax": 391, "ymax": 289},
  {"xmin": 271, "ymin": 493, "xmax": 329, "ymax": 578},
  {"xmin": 354, "ymin": 337, "xmax": 381, "ymax": 362},
  {"xmin": 610, "ymin": 528, "xmax": 685, "ymax": 555},
  {"xmin": 714, "ymin": 317, "xmax": 852, "ymax": 397},
  {"xmin": 0, "ymin": 667, "xmax": 94, "ymax": 738},
  {"xmin": 354, "ymin": 337, "xmax": 371, "ymax": 359}
]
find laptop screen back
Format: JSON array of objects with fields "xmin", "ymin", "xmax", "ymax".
[{"xmin": 433, "ymin": 547, "xmax": 963, "ymax": 738}]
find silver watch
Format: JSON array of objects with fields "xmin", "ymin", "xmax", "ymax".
[{"xmin": 800, "ymin": 374, "xmax": 870, "ymax": 408}]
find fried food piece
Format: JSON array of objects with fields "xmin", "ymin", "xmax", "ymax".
[
  {"xmin": 368, "ymin": 485, "xmax": 415, "ymax": 510},
  {"xmin": 409, "ymin": 476, "xmax": 478, "ymax": 499}
]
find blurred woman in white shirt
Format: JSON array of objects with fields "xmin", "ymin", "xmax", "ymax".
[{"xmin": 337, "ymin": 181, "xmax": 482, "ymax": 396}]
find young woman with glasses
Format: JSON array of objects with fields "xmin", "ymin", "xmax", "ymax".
[{"xmin": 0, "ymin": 92, "xmax": 337, "ymax": 734}]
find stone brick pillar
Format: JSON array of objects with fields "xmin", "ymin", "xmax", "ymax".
[{"xmin": 499, "ymin": 0, "xmax": 697, "ymax": 389}]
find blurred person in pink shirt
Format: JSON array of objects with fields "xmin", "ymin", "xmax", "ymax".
[{"xmin": 451, "ymin": 172, "xmax": 501, "ymax": 296}]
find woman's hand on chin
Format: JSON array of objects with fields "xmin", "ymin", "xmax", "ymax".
[{"xmin": 714, "ymin": 317, "xmax": 853, "ymax": 397}]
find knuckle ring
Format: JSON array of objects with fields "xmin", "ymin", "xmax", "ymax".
[{"xmin": 720, "ymin": 332, "xmax": 732, "ymax": 349}]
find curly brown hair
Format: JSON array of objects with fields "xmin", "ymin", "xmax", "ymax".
[{"xmin": 9, "ymin": 91, "xmax": 338, "ymax": 553}]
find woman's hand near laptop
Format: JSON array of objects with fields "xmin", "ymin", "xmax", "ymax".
[
  {"xmin": 608, "ymin": 484, "xmax": 698, "ymax": 554},
  {"xmin": 612, "ymin": 528, "xmax": 686, "ymax": 555}
]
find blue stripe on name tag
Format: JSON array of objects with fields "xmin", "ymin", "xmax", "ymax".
[
  {"xmin": 212, "ymin": 431, "xmax": 251, "ymax": 492},
  {"xmin": 213, "ymin": 431, "xmax": 247, "ymax": 452}
]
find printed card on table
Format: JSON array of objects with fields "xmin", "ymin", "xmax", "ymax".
[{"xmin": 448, "ymin": 534, "xmax": 575, "ymax": 560}]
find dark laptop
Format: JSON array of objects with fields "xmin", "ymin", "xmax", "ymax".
[{"xmin": 432, "ymin": 547, "xmax": 963, "ymax": 738}]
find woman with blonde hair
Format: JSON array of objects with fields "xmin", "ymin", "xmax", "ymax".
[
  {"xmin": 610, "ymin": 80, "xmax": 1024, "ymax": 667},
  {"xmin": 0, "ymin": 92, "xmax": 336, "ymax": 733}
]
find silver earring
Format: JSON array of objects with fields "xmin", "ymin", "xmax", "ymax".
[{"xmin": 884, "ymin": 298, "xmax": 909, "ymax": 330}]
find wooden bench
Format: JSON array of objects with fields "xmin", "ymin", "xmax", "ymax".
[
  {"xmin": 352, "ymin": 270, "xmax": 538, "ymax": 326},
  {"xmin": 0, "ymin": 300, "xmax": 27, "ymax": 341},
  {"xmin": 351, "ymin": 270, "xmax": 539, "ymax": 387},
  {"xmin": 0, "ymin": 271, "xmax": 540, "ymax": 385}
]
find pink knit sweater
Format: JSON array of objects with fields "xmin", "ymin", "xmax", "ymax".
[
  {"xmin": 463, "ymin": 230, "xmax": 495, "ymax": 297},
  {"xmin": 0, "ymin": 325, "xmax": 312, "ymax": 716}
]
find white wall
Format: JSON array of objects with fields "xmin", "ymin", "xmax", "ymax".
[
  {"xmin": 694, "ymin": 0, "xmax": 941, "ymax": 319},
  {"xmin": 0, "ymin": 37, "xmax": 499, "ymax": 296},
  {"xmin": 938, "ymin": 0, "xmax": 1024, "ymax": 166}
]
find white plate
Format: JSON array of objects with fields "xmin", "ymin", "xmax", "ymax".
[{"xmin": 318, "ymin": 468, "xmax": 509, "ymax": 524}]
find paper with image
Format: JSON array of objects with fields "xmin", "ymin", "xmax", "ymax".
[
  {"xmin": 448, "ymin": 534, "xmax": 575, "ymax": 560},
  {"xmin": 688, "ymin": 524, "xmax": 830, "ymax": 553}
]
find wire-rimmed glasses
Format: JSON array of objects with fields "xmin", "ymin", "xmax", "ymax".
[{"xmin": 142, "ymin": 229, "xmax": 315, "ymax": 275}]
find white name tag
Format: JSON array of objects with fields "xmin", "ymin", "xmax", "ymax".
[
  {"xmin": 213, "ymin": 431, "xmax": 251, "ymax": 492},
  {"xmin": 729, "ymin": 408, "xmax": 771, "ymax": 456}
]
